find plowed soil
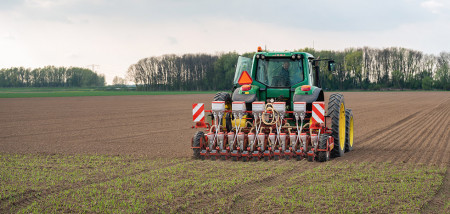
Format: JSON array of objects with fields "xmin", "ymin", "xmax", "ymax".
[{"xmin": 0, "ymin": 92, "xmax": 449, "ymax": 166}]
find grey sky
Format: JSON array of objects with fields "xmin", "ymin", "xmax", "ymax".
[{"xmin": 1, "ymin": 0, "xmax": 449, "ymax": 84}]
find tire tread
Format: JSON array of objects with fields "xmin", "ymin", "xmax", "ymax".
[{"xmin": 328, "ymin": 93, "xmax": 345, "ymax": 157}]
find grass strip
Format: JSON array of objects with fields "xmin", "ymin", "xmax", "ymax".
[{"xmin": 0, "ymin": 88, "xmax": 216, "ymax": 98}]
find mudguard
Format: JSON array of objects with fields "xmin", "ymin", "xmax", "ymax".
[
  {"xmin": 232, "ymin": 87, "xmax": 258, "ymax": 103},
  {"xmin": 293, "ymin": 87, "xmax": 324, "ymax": 103}
]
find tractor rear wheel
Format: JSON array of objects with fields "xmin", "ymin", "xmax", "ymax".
[
  {"xmin": 317, "ymin": 134, "xmax": 330, "ymax": 162},
  {"xmin": 214, "ymin": 92, "xmax": 232, "ymax": 132},
  {"xmin": 345, "ymin": 109, "xmax": 354, "ymax": 152},
  {"xmin": 192, "ymin": 131, "xmax": 205, "ymax": 159},
  {"xmin": 214, "ymin": 92, "xmax": 232, "ymax": 102},
  {"xmin": 328, "ymin": 93, "xmax": 346, "ymax": 157}
]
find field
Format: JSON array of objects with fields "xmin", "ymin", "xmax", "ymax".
[
  {"xmin": 0, "ymin": 88, "xmax": 216, "ymax": 98},
  {"xmin": 0, "ymin": 92, "xmax": 449, "ymax": 213}
]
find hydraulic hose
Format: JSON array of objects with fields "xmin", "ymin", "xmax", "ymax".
[
  {"xmin": 209, "ymin": 124, "xmax": 223, "ymax": 133},
  {"xmin": 262, "ymin": 103, "xmax": 279, "ymax": 126}
]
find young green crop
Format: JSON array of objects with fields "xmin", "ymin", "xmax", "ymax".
[{"xmin": 1, "ymin": 154, "xmax": 446, "ymax": 213}]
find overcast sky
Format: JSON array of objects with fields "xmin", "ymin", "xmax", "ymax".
[{"xmin": 1, "ymin": 0, "xmax": 449, "ymax": 84}]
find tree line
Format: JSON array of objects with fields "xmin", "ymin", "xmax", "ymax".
[
  {"xmin": 127, "ymin": 47, "xmax": 449, "ymax": 91},
  {"xmin": 300, "ymin": 47, "xmax": 449, "ymax": 91},
  {"xmin": 127, "ymin": 54, "xmax": 219, "ymax": 90},
  {"xmin": 126, "ymin": 53, "xmax": 255, "ymax": 91},
  {"xmin": 0, "ymin": 66, "xmax": 105, "ymax": 87}
]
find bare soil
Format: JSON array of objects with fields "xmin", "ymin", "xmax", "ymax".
[{"xmin": 1, "ymin": 92, "xmax": 448, "ymax": 166}]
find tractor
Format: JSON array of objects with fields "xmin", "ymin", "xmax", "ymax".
[{"xmin": 191, "ymin": 47, "xmax": 354, "ymax": 162}]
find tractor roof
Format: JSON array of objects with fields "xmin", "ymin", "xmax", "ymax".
[{"xmin": 255, "ymin": 51, "xmax": 314, "ymax": 59}]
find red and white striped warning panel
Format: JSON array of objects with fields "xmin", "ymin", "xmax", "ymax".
[
  {"xmin": 192, "ymin": 103, "xmax": 205, "ymax": 122},
  {"xmin": 311, "ymin": 102, "xmax": 325, "ymax": 125}
]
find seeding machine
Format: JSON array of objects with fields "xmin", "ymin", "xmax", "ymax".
[{"xmin": 191, "ymin": 47, "xmax": 354, "ymax": 162}]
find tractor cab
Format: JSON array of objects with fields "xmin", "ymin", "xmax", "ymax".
[{"xmin": 232, "ymin": 49, "xmax": 335, "ymax": 112}]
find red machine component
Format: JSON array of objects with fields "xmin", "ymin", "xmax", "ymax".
[{"xmin": 192, "ymin": 97, "xmax": 343, "ymax": 162}]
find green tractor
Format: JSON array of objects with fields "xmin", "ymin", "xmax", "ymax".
[{"xmin": 191, "ymin": 47, "xmax": 354, "ymax": 162}]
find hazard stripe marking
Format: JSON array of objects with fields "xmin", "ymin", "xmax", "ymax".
[
  {"xmin": 312, "ymin": 102, "xmax": 325, "ymax": 124},
  {"xmin": 193, "ymin": 103, "xmax": 205, "ymax": 122},
  {"xmin": 313, "ymin": 103, "xmax": 325, "ymax": 115}
]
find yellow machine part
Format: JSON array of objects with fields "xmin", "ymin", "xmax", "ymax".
[
  {"xmin": 221, "ymin": 113, "xmax": 248, "ymax": 128},
  {"xmin": 339, "ymin": 103, "xmax": 346, "ymax": 150},
  {"xmin": 232, "ymin": 115, "xmax": 248, "ymax": 128},
  {"xmin": 349, "ymin": 114, "xmax": 354, "ymax": 147}
]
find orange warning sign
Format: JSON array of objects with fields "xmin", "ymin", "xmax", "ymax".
[{"xmin": 238, "ymin": 71, "xmax": 252, "ymax": 85}]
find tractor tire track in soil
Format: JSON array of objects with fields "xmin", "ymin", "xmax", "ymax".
[
  {"xmin": 421, "ymin": 167, "xmax": 450, "ymax": 214},
  {"xmin": 167, "ymin": 160, "xmax": 319, "ymax": 214},
  {"xmin": 226, "ymin": 161, "xmax": 318, "ymax": 214}
]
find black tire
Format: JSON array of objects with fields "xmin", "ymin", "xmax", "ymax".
[
  {"xmin": 328, "ymin": 93, "xmax": 346, "ymax": 157},
  {"xmin": 214, "ymin": 92, "xmax": 232, "ymax": 102},
  {"xmin": 345, "ymin": 109, "xmax": 354, "ymax": 152},
  {"xmin": 317, "ymin": 134, "xmax": 330, "ymax": 162},
  {"xmin": 214, "ymin": 92, "xmax": 232, "ymax": 132},
  {"xmin": 274, "ymin": 155, "xmax": 279, "ymax": 161},
  {"xmin": 285, "ymin": 156, "xmax": 290, "ymax": 160},
  {"xmin": 232, "ymin": 156, "xmax": 237, "ymax": 161},
  {"xmin": 307, "ymin": 155, "xmax": 313, "ymax": 162},
  {"xmin": 192, "ymin": 131, "xmax": 205, "ymax": 159},
  {"xmin": 264, "ymin": 156, "xmax": 269, "ymax": 161},
  {"xmin": 242, "ymin": 157, "xmax": 248, "ymax": 162},
  {"xmin": 211, "ymin": 156, "xmax": 216, "ymax": 161},
  {"xmin": 296, "ymin": 155, "xmax": 301, "ymax": 161}
]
